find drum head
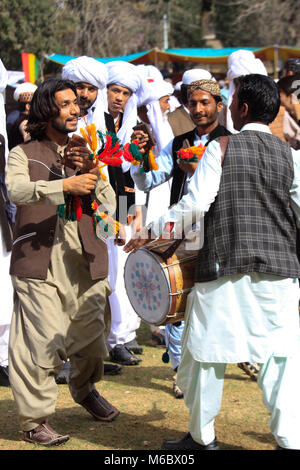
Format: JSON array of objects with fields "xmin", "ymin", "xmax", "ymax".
[{"xmin": 124, "ymin": 248, "xmax": 171, "ymax": 325}]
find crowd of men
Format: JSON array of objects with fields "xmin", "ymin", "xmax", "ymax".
[{"xmin": 0, "ymin": 51, "xmax": 299, "ymax": 449}]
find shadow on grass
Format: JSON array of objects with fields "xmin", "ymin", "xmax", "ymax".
[
  {"xmin": 0, "ymin": 396, "xmax": 254, "ymax": 451},
  {"xmin": 103, "ymin": 364, "xmax": 175, "ymax": 396}
]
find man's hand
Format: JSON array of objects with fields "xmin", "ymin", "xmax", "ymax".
[
  {"xmin": 131, "ymin": 130, "xmax": 149, "ymax": 155},
  {"xmin": 123, "ymin": 226, "xmax": 153, "ymax": 253},
  {"xmin": 63, "ymin": 173, "xmax": 98, "ymax": 196},
  {"xmin": 178, "ymin": 157, "xmax": 200, "ymax": 175},
  {"xmin": 66, "ymin": 145, "xmax": 96, "ymax": 174}
]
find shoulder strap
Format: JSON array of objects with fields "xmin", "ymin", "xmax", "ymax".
[{"xmin": 219, "ymin": 136, "xmax": 229, "ymax": 167}]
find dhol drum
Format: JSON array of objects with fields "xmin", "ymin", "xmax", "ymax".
[{"xmin": 124, "ymin": 238, "xmax": 197, "ymax": 326}]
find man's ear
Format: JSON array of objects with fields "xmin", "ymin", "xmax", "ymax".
[
  {"xmin": 217, "ymin": 100, "xmax": 223, "ymax": 113},
  {"xmin": 240, "ymin": 102, "xmax": 249, "ymax": 119}
]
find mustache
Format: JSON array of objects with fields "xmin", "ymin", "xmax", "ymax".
[
  {"xmin": 78, "ymin": 97, "xmax": 92, "ymax": 105},
  {"xmin": 192, "ymin": 113, "xmax": 207, "ymax": 118}
]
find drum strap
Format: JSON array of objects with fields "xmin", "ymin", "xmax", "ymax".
[{"xmin": 166, "ymin": 256, "xmax": 178, "ymax": 316}]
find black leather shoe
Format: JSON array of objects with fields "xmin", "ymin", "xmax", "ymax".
[
  {"xmin": 162, "ymin": 433, "xmax": 219, "ymax": 450},
  {"xmin": 109, "ymin": 344, "xmax": 142, "ymax": 365},
  {"xmin": 104, "ymin": 363, "xmax": 123, "ymax": 375},
  {"xmin": 124, "ymin": 339, "xmax": 143, "ymax": 355},
  {"xmin": 0, "ymin": 365, "xmax": 10, "ymax": 387}
]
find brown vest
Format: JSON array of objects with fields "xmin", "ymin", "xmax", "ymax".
[
  {"xmin": 10, "ymin": 139, "xmax": 108, "ymax": 280},
  {"xmin": 167, "ymin": 106, "xmax": 196, "ymax": 137}
]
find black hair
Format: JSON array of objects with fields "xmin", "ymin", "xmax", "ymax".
[
  {"xmin": 277, "ymin": 74, "xmax": 300, "ymax": 97},
  {"xmin": 233, "ymin": 74, "xmax": 280, "ymax": 124},
  {"xmin": 26, "ymin": 78, "xmax": 77, "ymax": 141},
  {"xmin": 18, "ymin": 102, "xmax": 28, "ymax": 113}
]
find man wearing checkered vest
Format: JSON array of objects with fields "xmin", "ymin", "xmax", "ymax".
[{"xmin": 126, "ymin": 74, "xmax": 300, "ymax": 450}]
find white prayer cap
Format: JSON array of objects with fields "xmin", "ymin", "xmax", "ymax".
[
  {"xmin": 227, "ymin": 50, "xmax": 267, "ymax": 81},
  {"xmin": 182, "ymin": 68, "xmax": 212, "ymax": 85},
  {"xmin": 62, "ymin": 56, "xmax": 108, "ymax": 90},
  {"xmin": 174, "ymin": 81, "xmax": 182, "ymax": 91},
  {"xmin": 13, "ymin": 82, "xmax": 37, "ymax": 102}
]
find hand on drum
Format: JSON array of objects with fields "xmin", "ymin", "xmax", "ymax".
[{"xmin": 123, "ymin": 226, "xmax": 152, "ymax": 253}]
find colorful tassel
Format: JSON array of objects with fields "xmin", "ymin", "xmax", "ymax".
[
  {"xmin": 57, "ymin": 193, "xmax": 82, "ymax": 221},
  {"xmin": 177, "ymin": 144, "xmax": 206, "ymax": 163}
]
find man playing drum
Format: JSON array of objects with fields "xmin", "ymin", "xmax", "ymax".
[{"xmin": 125, "ymin": 74, "xmax": 300, "ymax": 450}]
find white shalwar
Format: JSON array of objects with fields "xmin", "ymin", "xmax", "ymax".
[
  {"xmin": 147, "ymin": 123, "xmax": 300, "ymax": 449},
  {"xmin": 106, "ymin": 225, "xmax": 141, "ymax": 349},
  {"xmin": 0, "ymin": 228, "xmax": 13, "ymax": 367},
  {"xmin": 0, "ymin": 58, "xmax": 13, "ymax": 367}
]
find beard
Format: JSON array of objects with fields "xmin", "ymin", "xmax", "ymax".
[
  {"xmin": 78, "ymin": 97, "xmax": 94, "ymax": 112},
  {"xmin": 51, "ymin": 117, "xmax": 78, "ymax": 134}
]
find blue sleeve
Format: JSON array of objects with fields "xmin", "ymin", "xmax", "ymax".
[{"xmin": 130, "ymin": 139, "xmax": 174, "ymax": 191}]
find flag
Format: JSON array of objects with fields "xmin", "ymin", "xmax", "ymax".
[{"xmin": 21, "ymin": 52, "xmax": 40, "ymax": 84}]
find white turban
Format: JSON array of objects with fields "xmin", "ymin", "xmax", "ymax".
[
  {"xmin": 226, "ymin": 50, "xmax": 268, "ymax": 133},
  {"xmin": 0, "ymin": 59, "xmax": 8, "ymax": 160},
  {"xmin": 174, "ymin": 81, "xmax": 182, "ymax": 91},
  {"xmin": 137, "ymin": 68, "xmax": 175, "ymax": 154},
  {"xmin": 13, "ymin": 82, "xmax": 37, "ymax": 102},
  {"xmin": 136, "ymin": 64, "xmax": 164, "ymax": 83},
  {"xmin": 62, "ymin": 56, "xmax": 109, "ymax": 133},
  {"xmin": 106, "ymin": 61, "xmax": 150, "ymax": 147},
  {"xmin": 62, "ymin": 56, "xmax": 108, "ymax": 90},
  {"xmin": 182, "ymin": 68, "xmax": 212, "ymax": 85}
]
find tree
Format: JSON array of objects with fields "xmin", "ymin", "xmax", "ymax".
[
  {"xmin": 212, "ymin": 0, "xmax": 300, "ymax": 47},
  {"xmin": 0, "ymin": 0, "xmax": 62, "ymax": 70}
]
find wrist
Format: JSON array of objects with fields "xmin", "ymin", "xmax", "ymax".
[{"xmin": 63, "ymin": 178, "xmax": 71, "ymax": 193}]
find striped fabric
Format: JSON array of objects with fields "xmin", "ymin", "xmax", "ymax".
[{"xmin": 195, "ymin": 131, "xmax": 300, "ymax": 282}]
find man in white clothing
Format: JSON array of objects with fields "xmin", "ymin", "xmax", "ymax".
[
  {"xmin": 125, "ymin": 74, "xmax": 300, "ymax": 450},
  {"xmin": 60, "ymin": 56, "xmax": 123, "ymax": 377},
  {"xmin": 0, "ymin": 59, "xmax": 14, "ymax": 386},
  {"xmin": 104, "ymin": 61, "xmax": 150, "ymax": 365}
]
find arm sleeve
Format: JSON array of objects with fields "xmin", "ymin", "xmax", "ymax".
[
  {"xmin": 130, "ymin": 139, "xmax": 174, "ymax": 191},
  {"xmin": 5, "ymin": 146, "xmax": 65, "ymax": 206},
  {"xmin": 147, "ymin": 140, "xmax": 223, "ymax": 238}
]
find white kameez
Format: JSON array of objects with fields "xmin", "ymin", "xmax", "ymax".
[
  {"xmin": 106, "ymin": 225, "xmax": 141, "ymax": 349},
  {"xmin": 146, "ymin": 123, "xmax": 300, "ymax": 449},
  {"xmin": 148, "ymin": 123, "xmax": 300, "ymax": 362},
  {"xmin": 183, "ymin": 274, "xmax": 300, "ymax": 364}
]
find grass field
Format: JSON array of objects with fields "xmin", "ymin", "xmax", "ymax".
[{"xmin": 0, "ymin": 322, "xmax": 277, "ymax": 451}]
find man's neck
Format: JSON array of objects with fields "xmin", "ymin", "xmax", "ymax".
[
  {"xmin": 46, "ymin": 129, "xmax": 68, "ymax": 147},
  {"xmin": 109, "ymin": 108, "xmax": 121, "ymax": 120},
  {"xmin": 196, "ymin": 120, "xmax": 219, "ymax": 137}
]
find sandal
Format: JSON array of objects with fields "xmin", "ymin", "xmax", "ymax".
[
  {"xmin": 80, "ymin": 389, "xmax": 120, "ymax": 422},
  {"xmin": 237, "ymin": 362, "xmax": 260, "ymax": 381},
  {"xmin": 109, "ymin": 344, "xmax": 142, "ymax": 365}
]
